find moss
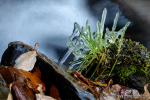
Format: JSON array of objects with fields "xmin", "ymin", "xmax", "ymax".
[{"xmin": 114, "ymin": 39, "xmax": 150, "ymax": 84}]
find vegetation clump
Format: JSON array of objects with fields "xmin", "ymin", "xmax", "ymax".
[{"xmin": 67, "ymin": 8, "xmax": 150, "ymax": 86}]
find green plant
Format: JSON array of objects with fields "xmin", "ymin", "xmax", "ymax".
[
  {"xmin": 118, "ymin": 65, "xmax": 137, "ymax": 83},
  {"xmin": 67, "ymin": 8, "xmax": 130, "ymax": 80},
  {"xmin": 65, "ymin": 8, "xmax": 150, "ymax": 87},
  {"xmin": 104, "ymin": 39, "xmax": 150, "ymax": 88}
]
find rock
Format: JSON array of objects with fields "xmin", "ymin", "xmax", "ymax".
[{"xmin": 0, "ymin": 41, "xmax": 94, "ymax": 100}]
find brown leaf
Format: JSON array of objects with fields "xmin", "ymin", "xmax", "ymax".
[
  {"xmin": 0, "ymin": 67, "xmax": 43, "ymax": 92},
  {"xmin": 18, "ymin": 69, "xmax": 43, "ymax": 91},
  {"xmin": 11, "ymin": 80, "xmax": 36, "ymax": 100},
  {"xmin": 71, "ymin": 71, "xmax": 100, "ymax": 98},
  {"xmin": 0, "ymin": 67, "xmax": 14, "ymax": 84},
  {"xmin": 49, "ymin": 84, "xmax": 61, "ymax": 100},
  {"xmin": 31, "ymin": 67, "xmax": 41, "ymax": 79}
]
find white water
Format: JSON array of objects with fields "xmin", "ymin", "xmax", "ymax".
[{"xmin": 0, "ymin": 0, "xmax": 96, "ymax": 62}]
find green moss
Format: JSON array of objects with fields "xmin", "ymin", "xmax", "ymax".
[{"xmin": 115, "ymin": 39, "xmax": 150, "ymax": 83}]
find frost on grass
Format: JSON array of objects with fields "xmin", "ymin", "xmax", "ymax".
[{"xmin": 65, "ymin": 8, "xmax": 150, "ymax": 88}]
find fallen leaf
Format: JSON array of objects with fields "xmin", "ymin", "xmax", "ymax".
[
  {"xmin": 0, "ymin": 67, "xmax": 43, "ymax": 92},
  {"xmin": 11, "ymin": 80, "xmax": 36, "ymax": 100},
  {"xmin": 143, "ymin": 84, "xmax": 150, "ymax": 100},
  {"xmin": 14, "ymin": 50, "xmax": 37, "ymax": 71},
  {"xmin": 7, "ymin": 92, "xmax": 13, "ymax": 100},
  {"xmin": 71, "ymin": 71, "xmax": 100, "ymax": 98},
  {"xmin": 111, "ymin": 84, "xmax": 121, "ymax": 93},
  {"xmin": 7, "ymin": 84, "xmax": 13, "ymax": 100},
  {"xmin": 103, "ymin": 79, "xmax": 113, "ymax": 94},
  {"xmin": 49, "ymin": 84, "xmax": 60, "ymax": 100},
  {"xmin": 36, "ymin": 94, "xmax": 56, "ymax": 100},
  {"xmin": 15, "ymin": 68, "xmax": 44, "ymax": 92}
]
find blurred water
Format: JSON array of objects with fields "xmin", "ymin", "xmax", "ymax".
[
  {"xmin": 0, "ymin": 0, "xmax": 149, "ymax": 64},
  {"xmin": 0, "ymin": 0, "xmax": 96, "ymax": 62}
]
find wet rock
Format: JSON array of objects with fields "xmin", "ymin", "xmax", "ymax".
[{"xmin": 1, "ymin": 41, "xmax": 82, "ymax": 100}]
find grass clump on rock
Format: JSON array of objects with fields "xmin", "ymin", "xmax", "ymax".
[{"xmin": 67, "ymin": 8, "xmax": 150, "ymax": 91}]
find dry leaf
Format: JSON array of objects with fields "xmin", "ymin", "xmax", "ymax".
[
  {"xmin": 7, "ymin": 84, "xmax": 13, "ymax": 100},
  {"xmin": 0, "ymin": 67, "xmax": 43, "ymax": 93},
  {"xmin": 7, "ymin": 93, "xmax": 13, "ymax": 100},
  {"xmin": 14, "ymin": 51, "xmax": 37, "ymax": 71},
  {"xmin": 49, "ymin": 84, "xmax": 61, "ymax": 100},
  {"xmin": 143, "ymin": 84, "xmax": 150, "ymax": 100},
  {"xmin": 36, "ymin": 94, "xmax": 56, "ymax": 100},
  {"xmin": 71, "ymin": 72, "xmax": 100, "ymax": 98},
  {"xmin": 15, "ymin": 68, "xmax": 44, "ymax": 92},
  {"xmin": 11, "ymin": 80, "xmax": 36, "ymax": 100},
  {"xmin": 111, "ymin": 84, "xmax": 121, "ymax": 93}
]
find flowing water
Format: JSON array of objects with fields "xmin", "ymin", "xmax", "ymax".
[
  {"xmin": 0, "ymin": 0, "xmax": 96, "ymax": 62},
  {"xmin": 0, "ymin": 0, "xmax": 149, "ymax": 64}
]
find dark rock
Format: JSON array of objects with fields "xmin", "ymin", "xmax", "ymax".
[{"xmin": 1, "ymin": 41, "xmax": 82, "ymax": 100}]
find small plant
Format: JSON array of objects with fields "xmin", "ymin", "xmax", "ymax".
[
  {"xmin": 64, "ymin": 8, "xmax": 150, "ymax": 88},
  {"xmin": 67, "ymin": 8, "xmax": 130, "ymax": 80}
]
